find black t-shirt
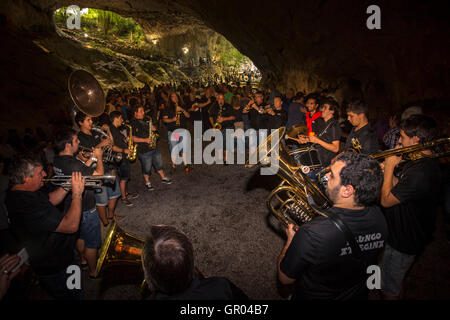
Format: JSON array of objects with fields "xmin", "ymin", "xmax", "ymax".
[
  {"xmin": 53, "ymin": 155, "xmax": 96, "ymax": 211},
  {"xmin": 151, "ymin": 276, "xmax": 248, "ymax": 300},
  {"xmin": 286, "ymin": 102, "xmax": 306, "ymax": 129},
  {"xmin": 384, "ymin": 158, "xmax": 442, "ymax": 255},
  {"xmin": 248, "ymin": 102, "xmax": 265, "ymax": 130},
  {"xmin": 265, "ymin": 109, "xmax": 287, "ymax": 130},
  {"xmin": 209, "ymin": 103, "xmax": 235, "ymax": 129},
  {"xmin": 280, "ymin": 206, "xmax": 388, "ymax": 300},
  {"xmin": 6, "ymin": 190, "xmax": 76, "ymax": 275},
  {"xmin": 315, "ymin": 118, "xmax": 342, "ymax": 167},
  {"xmin": 78, "ymin": 130, "xmax": 101, "ymax": 149},
  {"xmin": 186, "ymin": 99, "xmax": 202, "ymax": 121},
  {"xmin": 232, "ymin": 106, "xmax": 243, "ymax": 122},
  {"xmin": 110, "ymin": 124, "xmax": 128, "ymax": 150},
  {"xmin": 344, "ymin": 124, "xmax": 379, "ymax": 154},
  {"xmin": 129, "ymin": 118, "xmax": 154, "ymax": 153},
  {"xmin": 161, "ymin": 105, "xmax": 188, "ymax": 131}
]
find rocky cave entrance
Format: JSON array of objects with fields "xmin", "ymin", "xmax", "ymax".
[{"xmin": 52, "ymin": 6, "xmax": 260, "ymax": 92}]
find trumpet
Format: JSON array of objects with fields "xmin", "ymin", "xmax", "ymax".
[{"xmin": 43, "ymin": 174, "xmax": 117, "ymax": 188}]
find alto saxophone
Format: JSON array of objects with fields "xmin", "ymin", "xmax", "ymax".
[
  {"xmin": 213, "ymin": 105, "xmax": 223, "ymax": 130},
  {"xmin": 125, "ymin": 125, "xmax": 137, "ymax": 161},
  {"xmin": 148, "ymin": 118, "xmax": 159, "ymax": 149},
  {"xmin": 175, "ymin": 104, "xmax": 182, "ymax": 127}
]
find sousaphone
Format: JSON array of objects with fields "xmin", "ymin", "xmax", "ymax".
[{"xmin": 68, "ymin": 69, "xmax": 105, "ymax": 117}]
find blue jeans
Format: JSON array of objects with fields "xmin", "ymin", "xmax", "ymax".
[
  {"xmin": 138, "ymin": 149, "xmax": 163, "ymax": 175},
  {"xmin": 380, "ymin": 244, "xmax": 416, "ymax": 296},
  {"xmin": 79, "ymin": 208, "xmax": 101, "ymax": 249},
  {"xmin": 94, "ymin": 178, "xmax": 121, "ymax": 206}
]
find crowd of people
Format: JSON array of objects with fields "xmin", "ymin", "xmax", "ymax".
[{"xmin": 0, "ymin": 80, "xmax": 448, "ymax": 301}]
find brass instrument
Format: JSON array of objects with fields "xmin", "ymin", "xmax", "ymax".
[
  {"xmin": 246, "ymin": 127, "xmax": 332, "ymax": 230},
  {"xmin": 91, "ymin": 126, "xmax": 123, "ymax": 163},
  {"xmin": 175, "ymin": 104, "xmax": 182, "ymax": 127},
  {"xmin": 43, "ymin": 174, "xmax": 116, "ymax": 189},
  {"xmin": 213, "ymin": 105, "xmax": 223, "ymax": 130},
  {"xmin": 95, "ymin": 221, "xmax": 204, "ymax": 292},
  {"xmin": 68, "ymin": 70, "xmax": 105, "ymax": 117},
  {"xmin": 316, "ymin": 137, "xmax": 450, "ymax": 186},
  {"xmin": 148, "ymin": 118, "xmax": 159, "ymax": 149},
  {"xmin": 125, "ymin": 125, "xmax": 137, "ymax": 161}
]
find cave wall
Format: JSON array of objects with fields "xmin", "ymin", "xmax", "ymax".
[{"xmin": 0, "ymin": 0, "xmax": 449, "ymax": 135}]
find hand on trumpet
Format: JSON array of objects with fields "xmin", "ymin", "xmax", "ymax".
[
  {"xmin": 71, "ymin": 172, "xmax": 85, "ymax": 196},
  {"xmin": 92, "ymin": 147, "xmax": 103, "ymax": 158},
  {"xmin": 384, "ymin": 144, "xmax": 402, "ymax": 169}
]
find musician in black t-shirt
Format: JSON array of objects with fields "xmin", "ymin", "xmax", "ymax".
[
  {"xmin": 75, "ymin": 112, "xmax": 120, "ymax": 227},
  {"xmin": 278, "ymin": 152, "xmax": 387, "ymax": 300},
  {"xmin": 109, "ymin": 111, "xmax": 138, "ymax": 207},
  {"xmin": 130, "ymin": 106, "xmax": 172, "ymax": 191},
  {"xmin": 344, "ymin": 100, "xmax": 379, "ymax": 154},
  {"xmin": 306, "ymin": 98, "xmax": 341, "ymax": 168},
  {"xmin": 161, "ymin": 92, "xmax": 190, "ymax": 171},
  {"xmin": 379, "ymin": 114, "xmax": 442, "ymax": 299},
  {"xmin": 6, "ymin": 158, "xmax": 85, "ymax": 299},
  {"xmin": 264, "ymin": 96, "xmax": 288, "ymax": 130},
  {"xmin": 209, "ymin": 93, "xmax": 235, "ymax": 164},
  {"xmin": 53, "ymin": 128, "xmax": 104, "ymax": 279}
]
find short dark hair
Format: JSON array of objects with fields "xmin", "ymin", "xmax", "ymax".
[
  {"xmin": 74, "ymin": 112, "xmax": 88, "ymax": 127},
  {"xmin": 320, "ymin": 97, "xmax": 340, "ymax": 119},
  {"xmin": 304, "ymin": 93, "xmax": 319, "ymax": 105},
  {"xmin": 400, "ymin": 114, "xmax": 437, "ymax": 144},
  {"xmin": 142, "ymin": 225, "xmax": 194, "ymax": 295},
  {"xmin": 109, "ymin": 111, "xmax": 123, "ymax": 123},
  {"xmin": 347, "ymin": 100, "xmax": 368, "ymax": 117},
  {"xmin": 54, "ymin": 128, "xmax": 77, "ymax": 153},
  {"xmin": 8, "ymin": 157, "xmax": 42, "ymax": 185},
  {"xmin": 336, "ymin": 152, "xmax": 383, "ymax": 207},
  {"xmin": 132, "ymin": 105, "xmax": 143, "ymax": 116}
]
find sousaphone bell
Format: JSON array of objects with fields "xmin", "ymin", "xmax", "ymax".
[{"xmin": 68, "ymin": 69, "xmax": 105, "ymax": 117}]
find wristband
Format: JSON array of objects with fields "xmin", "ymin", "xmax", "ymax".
[{"xmin": 72, "ymin": 193, "xmax": 82, "ymax": 198}]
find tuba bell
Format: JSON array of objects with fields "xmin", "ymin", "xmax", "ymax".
[
  {"xmin": 68, "ymin": 70, "xmax": 106, "ymax": 117},
  {"xmin": 247, "ymin": 127, "xmax": 332, "ymax": 230},
  {"xmin": 95, "ymin": 221, "xmax": 204, "ymax": 292}
]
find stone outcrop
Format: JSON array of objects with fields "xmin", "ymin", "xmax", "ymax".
[{"xmin": 0, "ymin": 0, "xmax": 449, "ymax": 131}]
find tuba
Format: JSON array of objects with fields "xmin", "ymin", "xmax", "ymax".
[
  {"xmin": 125, "ymin": 125, "xmax": 137, "ymax": 161},
  {"xmin": 247, "ymin": 127, "xmax": 332, "ymax": 230},
  {"xmin": 95, "ymin": 221, "xmax": 204, "ymax": 293},
  {"xmin": 68, "ymin": 69, "xmax": 105, "ymax": 118}
]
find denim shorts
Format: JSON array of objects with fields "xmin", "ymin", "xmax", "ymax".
[
  {"xmin": 79, "ymin": 208, "xmax": 101, "ymax": 249},
  {"xmin": 380, "ymin": 244, "xmax": 416, "ymax": 296},
  {"xmin": 138, "ymin": 149, "xmax": 163, "ymax": 175},
  {"xmin": 118, "ymin": 158, "xmax": 131, "ymax": 181},
  {"xmin": 94, "ymin": 177, "xmax": 121, "ymax": 206}
]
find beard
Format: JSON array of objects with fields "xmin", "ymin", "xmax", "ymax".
[{"xmin": 325, "ymin": 184, "xmax": 340, "ymax": 204}]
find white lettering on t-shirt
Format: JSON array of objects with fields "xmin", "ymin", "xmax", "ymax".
[{"xmin": 339, "ymin": 233, "xmax": 384, "ymax": 256}]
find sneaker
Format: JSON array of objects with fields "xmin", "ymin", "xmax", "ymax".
[
  {"xmin": 121, "ymin": 198, "xmax": 134, "ymax": 207},
  {"xmin": 126, "ymin": 192, "xmax": 139, "ymax": 200},
  {"xmin": 146, "ymin": 183, "xmax": 155, "ymax": 191},
  {"xmin": 161, "ymin": 177, "xmax": 172, "ymax": 184}
]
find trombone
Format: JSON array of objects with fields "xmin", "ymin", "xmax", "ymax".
[
  {"xmin": 43, "ymin": 175, "xmax": 117, "ymax": 189},
  {"xmin": 316, "ymin": 137, "xmax": 450, "ymax": 185}
]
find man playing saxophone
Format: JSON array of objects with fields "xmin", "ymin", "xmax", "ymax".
[
  {"xmin": 209, "ymin": 93, "xmax": 235, "ymax": 164},
  {"xmin": 130, "ymin": 105, "xmax": 172, "ymax": 191},
  {"xmin": 109, "ymin": 111, "xmax": 138, "ymax": 207}
]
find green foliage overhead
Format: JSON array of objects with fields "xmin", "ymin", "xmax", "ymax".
[
  {"xmin": 54, "ymin": 7, "xmax": 145, "ymax": 44},
  {"xmin": 215, "ymin": 36, "xmax": 251, "ymax": 69}
]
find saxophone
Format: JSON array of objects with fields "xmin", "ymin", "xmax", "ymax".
[
  {"xmin": 175, "ymin": 104, "xmax": 182, "ymax": 127},
  {"xmin": 125, "ymin": 125, "xmax": 137, "ymax": 161},
  {"xmin": 148, "ymin": 118, "xmax": 159, "ymax": 149},
  {"xmin": 213, "ymin": 105, "xmax": 223, "ymax": 130}
]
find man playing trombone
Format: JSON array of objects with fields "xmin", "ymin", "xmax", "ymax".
[{"xmin": 379, "ymin": 114, "xmax": 442, "ymax": 299}]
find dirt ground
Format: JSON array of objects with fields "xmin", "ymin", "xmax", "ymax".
[{"xmin": 14, "ymin": 135, "xmax": 450, "ymax": 300}]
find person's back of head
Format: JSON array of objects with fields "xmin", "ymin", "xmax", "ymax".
[{"xmin": 142, "ymin": 225, "xmax": 194, "ymax": 295}]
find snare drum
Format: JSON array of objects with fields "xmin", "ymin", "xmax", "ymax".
[{"xmin": 290, "ymin": 146, "xmax": 322, "ymax": 172}]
